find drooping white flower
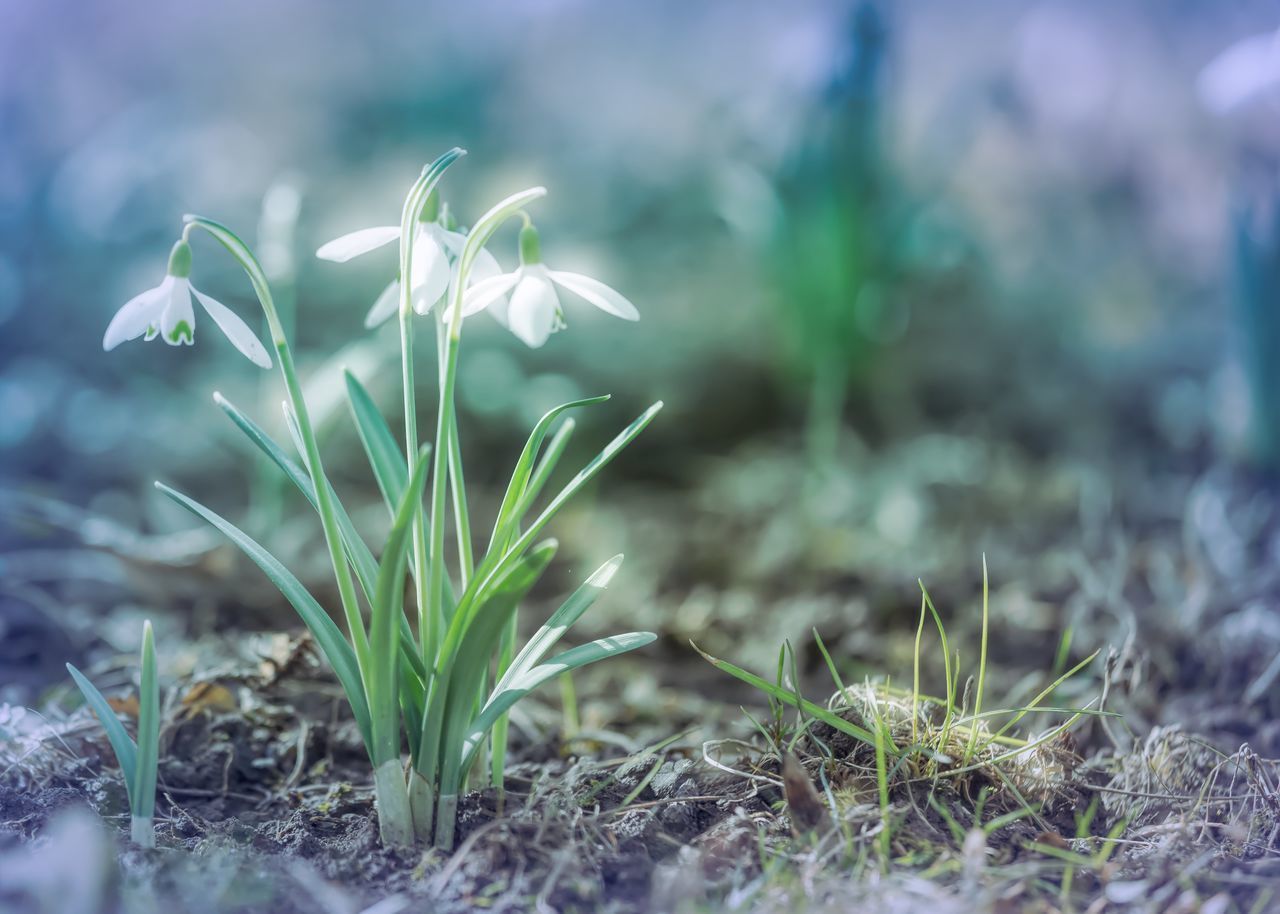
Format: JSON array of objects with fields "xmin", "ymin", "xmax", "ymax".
[
  {"xmin": 316, "ymin": 198, "xmax": 501, "ymax": 328},
  {"xmin": 103, "ymin": 240, "xmax": 272, "ymax": 368},
  {"xmin": 459, "ymin": 223, "xmax": 639, "ymax": 348}
]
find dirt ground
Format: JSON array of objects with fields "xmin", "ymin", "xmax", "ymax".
[{"xmin": 3, "ymin": 349, "xmax": 1280, "ymax": 914}]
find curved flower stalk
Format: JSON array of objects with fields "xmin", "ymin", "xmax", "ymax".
[
  {"xmin": 103, "ymin": 239, "xmax": 272, "ymax": 368},
  {"xmin": 316, "ymin": 191, "xmax": 502, "ymax": 328},
  {"xmin": 460, "ymin": 221, "xmax": 640, "ymax": 348}
]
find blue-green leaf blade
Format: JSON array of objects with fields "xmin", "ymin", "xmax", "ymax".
[
  {"xmin": 460, "ymin": 632, "xmax": 656, "ymax": 773},
  {"xmin": 156, "ymin": 482, "xmax": 373, "ymax": 753},
  {"xmin": 66, "ymin": 663, "xmax": 139, "ymax": 804}
]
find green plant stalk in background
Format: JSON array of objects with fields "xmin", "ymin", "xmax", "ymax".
[{"xmin": 66, "ymin": 621, "xmax": 160, "ymax": 848}]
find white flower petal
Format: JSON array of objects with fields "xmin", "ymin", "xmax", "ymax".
[
  {"xmin": 315, "ymin": 226, "xmax": 400, "ymax": 263},
  {"xmin": 159, "ymin": 277, "xmax": 196, "ymax": 346},
  {"xmin": 437, "ymin": 227, "xmax": 468, "ymax": 258},
  {"xmin": 192, "ymin": 285, "xmax": 273, "ymax": 368},
  {"xmin": 103, "ymin": 278, "xmax": 170, "ymax": 350},
  {"xmin": 470, "ymin": 244, "xmax": 503, "ymax": 284},
  {"xmin": 507, "ymin": 270, "xmax": 560, "ymax": 348},
  {"xmin": 459, "ymin": 271, "xmax": 520, "ymax": 318},
  {"xmin": 547, "ymin": 270, "xmax": 640, "ymax": 321},
  {"xmin": 410, "ymin": 234, "xmax": 450, "ymax": 315},
  {"xmin": 364, "ymin": 279, "xmax": 402, "ymax": 329}
]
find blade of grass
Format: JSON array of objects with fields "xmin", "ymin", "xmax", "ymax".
[{"xmin": 692, "ymin": 643, "xmax": 879, "ymax": 747}]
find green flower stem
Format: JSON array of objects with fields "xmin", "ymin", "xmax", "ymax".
[
  {"xmin": 401, "ymin": 303, "xmax": 434, "ymax": 663},
  {"xmin": 434, "ymin": 309, "xmax": 474, "ymax": 590},
  {"xmin": 398, "ymin": 149, "xmax": 465, "ymax": 673},
  {"xmin": 417, "ymin": 186, "xmax": 547, "ymax": 847},
  {"xmin": 426, "ymin": 186, "xmax": 547, "ymax": 645},
  {"xmin": 182, "ymin": 216, "xmax": 371, "ymax": 674}
]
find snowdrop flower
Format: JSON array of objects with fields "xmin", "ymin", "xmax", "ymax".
[
  {"xmin": 103, "ymin": 239, "xmax": 272, "ymax": 368},
  {"xmin": 316, "ymin": 196, "xmax": 501, "ymax": 328},
  {"xmin": 459, "ymin": 222, "xmax": 639, "ymax": 348}
]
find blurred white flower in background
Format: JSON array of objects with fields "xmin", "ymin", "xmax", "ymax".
[{"xmin": 1199, "ymin": 25, "xmax": 1280, "ymax": 115}]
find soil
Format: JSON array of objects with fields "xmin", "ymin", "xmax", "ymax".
[{"xmin": 4, "ymin": 354, "xmax": 1280, "ymax": 913}]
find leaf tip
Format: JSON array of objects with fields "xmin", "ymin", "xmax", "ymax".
[{"xmin": 588, "ymin": 554, "xmax": 624, "ymax": 588}]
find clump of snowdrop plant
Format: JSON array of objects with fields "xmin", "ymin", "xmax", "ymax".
[{"xmin": 103, "ymin": 148, "xmax": 660, "ymax": 850}]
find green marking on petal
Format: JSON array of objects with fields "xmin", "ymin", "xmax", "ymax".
[
  {"xmin": 144, "ymin": 324, "xmax": 159, "ymax": 341},
  {"xmin": 168, "ymin": 320, "xmax": 193, "ymax": 344}
]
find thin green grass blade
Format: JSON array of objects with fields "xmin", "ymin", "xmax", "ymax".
[
  {"xmin": 963, "ymin": 555, "xmax": 991, "ymax": 766},
  {"xmin": 919, "ymin": 582, "xmax": 955, "ymax": 737},
  {"xmin": 813, "ymin": 629, "xmax": 849, "ymax": 698},
  {"xmin": 366, "ymin": 447, "xmax": 430, "ymax": 766},
  {"xmin": 65, "ymin": 663, "xmax": 138, "ymax": 803},
  {"xmin": 156, "ymin": 482, "xmax": 373, "ymax": 753},
  {"xmin": 133, "ymin": 621, "xmax": 159, "ymax": 821},
  {"xmin": 987, "ymin": 651, "xmax": 1099, "ymax": 743},
  {"xmin": 693, "ymin": 643, "xmax": 880, "ymax": 748},
  {"xmin": 459, "ymin": 632, "xmax": 656, "ymax": 775},
  {"xmin": 344, "ymin": 370, "xmax": 412, "ymax": 517}
]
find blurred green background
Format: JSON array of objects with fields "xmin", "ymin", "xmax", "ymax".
[{"xmin": 5, "ymin": 0, "xmax": 1280, "ymax": 706}]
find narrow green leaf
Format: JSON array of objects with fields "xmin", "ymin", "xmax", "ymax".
[
  {"xmin": 66, "ymin": 663, "xmax": 138, "ymax": 803},
  {"xmin": 215, "ymin": 393, "xmax": 378, "ymax": 596},
  {"xmin": 435, "ymin": 545, "xmax": 553, "ymax": 797},
  {"xmin": 216, "ymin": 393, "xmax": 429, "ymax": 684},
  {"xmin": 496, "ymin": 554, "xmax": 622, "ymax": 693},
  {"xmin": 344, "ymin": 370, "xmax": 412, "ymax": 517},
  {"xmin": 366, "ymin": 447, "xmax": 430, "ymax": 766},
  {"xmin": 133, "ymin": 620, "xmax": 159, "ymax": 821},
  {"xmin": 692, "ymin": 642, "xmax": 881, "ymax": 748},
  {"xmin": 514, "ymin": 402, "xmax": 661, "ymax": 562},
  {"xmin": 464, "ymin": 402, "xmax": 661, "ymax": 619},
  {"xmin": 514, "ymin": 417, "xmax": 576, "ymax": 523},
  {"xmin": 417, "ymin": 542, "xmax": 556, "ymax": 791},
  {"xmin": 460, "ymin": 632, "xmax": 656, "ymax": 775},
  {"xmin": 486, "ymin": 397, "xmax": 608, "ymax": 555},
  {"xmin": 156, "ymin": 482, "xmax": 373, "ymax": 754}
]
